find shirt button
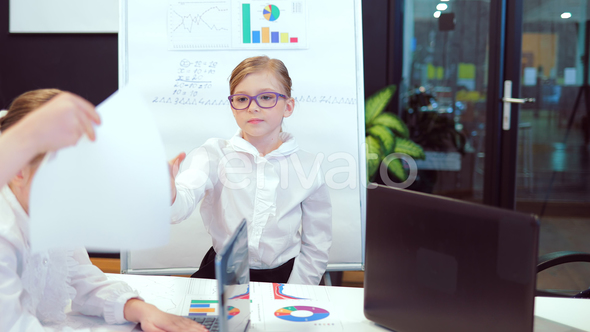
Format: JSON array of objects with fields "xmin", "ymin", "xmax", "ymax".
[{"xmin": 43, "ymin": 259, "xmax": 48, "ymax": 265}]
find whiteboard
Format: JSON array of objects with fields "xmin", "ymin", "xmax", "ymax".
[
  {"xmin": 119, "ymin": 0, "xmax": 366, "ymax": 275},
  {"xmin": 9, "ymin": 0, "xmax": 118, "ymax": 33}
]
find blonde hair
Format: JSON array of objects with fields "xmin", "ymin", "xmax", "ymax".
[
  {"xmin": 229, "ymin": 56, "xmax": 292, "ymax": 97},
  {"xmin": 1, "ymin": 89, "xmax": 62, "ymax": 165}
]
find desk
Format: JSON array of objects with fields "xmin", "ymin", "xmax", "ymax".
[{"xmin": 46, "ymin": 274, "xmax": 590, "ymax": 331}]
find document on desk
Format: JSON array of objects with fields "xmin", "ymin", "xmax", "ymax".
[
  {"xmin": 251, "ymin": 283, "xmax": 343, "ymax": 331},
  {"xmin": 264, "ymin": 283, "xmax": 331, "ymax": 301},
  {"xmin": 29, "ymin": 85, "xmax": 171, "ymax": 252}
]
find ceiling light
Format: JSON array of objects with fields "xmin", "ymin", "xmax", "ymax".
[
  {"xmin": 434, "ymin": 11, "xmax": 441, "ymax": 18},
  {"xmin": 561, "ymin": 12, "xmax": 572, "ymax": 19},
  {"xmin": 436, "ymin": 3, "xmax": 448, "ymax": 11}
]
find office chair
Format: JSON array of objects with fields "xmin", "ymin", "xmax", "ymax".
[{"xmin": 536, "ymin": 251, "xmax": 590, "ymax": 298}]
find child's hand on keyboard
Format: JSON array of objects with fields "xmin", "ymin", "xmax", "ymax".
[{"xmin": 124, "ymin": 298, "xmax": 209, "ymax": 332}]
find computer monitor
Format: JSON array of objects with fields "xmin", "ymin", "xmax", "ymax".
[{"xmin": 364, "ymin": 185, "xmax": 539, "ymax": 332}]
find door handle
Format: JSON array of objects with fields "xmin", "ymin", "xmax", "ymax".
[
  {"xmin": 502, "ymin": 97, "xmax": 536, "ymax": 104},
  {"xmin": 502, "ymin": 80, "xmax": 536, "ymax": 130}
]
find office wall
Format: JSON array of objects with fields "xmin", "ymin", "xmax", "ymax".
[
  {"xmin": 0, "ymin": 0, "xmax": 118, "ymax": 109},
  {"xmin": 0, "ymin": 0, "xmax": 402, "ymax": 111}
]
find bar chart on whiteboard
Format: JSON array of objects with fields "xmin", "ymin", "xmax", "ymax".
[{"xmin": 167, "ymin": 0, "xmax": 307, "ymax": 50}]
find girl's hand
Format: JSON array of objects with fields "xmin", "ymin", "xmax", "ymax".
[
  {"xmin": 124, "ymin": 299, "xmax": 208, "ymax": 332},
  {"xmin": 168, "ymin": 152, "xmax": 186, "ymax": 204},
  {"xmin": 15, "ymin": 92, "xmax": 101, "ymax": 154}
]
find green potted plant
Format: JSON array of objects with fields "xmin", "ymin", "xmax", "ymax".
[{"xmin": 366, "ymin": 85, "xmax": 425, "ymax": 183}]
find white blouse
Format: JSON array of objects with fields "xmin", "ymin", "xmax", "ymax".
[
  {"xmin": 0, "ymin": 185, "xmax": 139, "ymax": 331},
  {"xmin": 171, "ymin": 131, "xmax": 332, "ymax": 285}
]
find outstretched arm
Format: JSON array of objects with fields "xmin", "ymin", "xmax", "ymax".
[
  {"xmin": 170, "ymin": 144, "xmax": 217, "ymax": 223},
  {"xmin": 69, "ymin": 248, "xmax": 207, "ymax": 332},
  {"xmin": 169, "ymin": 152, "xmax": 186, "ymax": 204}
]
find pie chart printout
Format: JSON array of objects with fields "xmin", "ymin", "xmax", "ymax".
[
  {"xmin": 227, "ymin": 306, "xmax": 240, "ymax": 320},
  {"xmin": 274, "ymin": 306, "xmax": 330, "ymax": 322}
]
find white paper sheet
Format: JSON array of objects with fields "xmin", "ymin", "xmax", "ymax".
[{"xmin": 29, "ymin": 86, "xmax": 171, "ymax": 252}]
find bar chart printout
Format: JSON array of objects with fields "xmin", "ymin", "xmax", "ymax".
[
  {"xmin": 187, "ymin": 299, "xmax": 219, "ymax": 317},
  {"xmin": 237, "ymin": 1, "xmax": 307, "ymax": 49},
  {"xmin": 167, "ymin": 0, "xmax": 232, "ymax": 50}
]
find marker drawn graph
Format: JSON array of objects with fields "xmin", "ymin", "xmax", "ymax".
[{"xmin": 168, "ymin": 0, "xmax": 231, "ymax": 50}]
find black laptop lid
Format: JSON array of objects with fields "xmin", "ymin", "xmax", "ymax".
[{"xmin": 364, "ymin": 185, "xmax": 539, "ymax": 332}]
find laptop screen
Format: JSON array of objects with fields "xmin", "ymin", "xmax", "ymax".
[{"xmin": 216, "ymin": 219, "xmax": 251, "ymax": 332}]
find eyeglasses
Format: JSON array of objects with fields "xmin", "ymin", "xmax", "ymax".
[{"xmin": 228, "ymin": 92, "xmax": 288, "ymax": 110}]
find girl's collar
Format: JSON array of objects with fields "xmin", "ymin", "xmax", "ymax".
[{"xmin": 230, "ymin": 130, "xmax": 299, "ymax": 157}]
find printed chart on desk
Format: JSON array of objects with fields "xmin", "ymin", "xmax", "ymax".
[
  {"xmin": 167, "ymin": 0, "xmax": 307, "ymax": 50},
  {"xmin": 182, "ymin": 283, "xmax": 249, "ymax": 318},
  {"xmin": 252, "ymin": 283, "xmax": 342, "ymax": 331}
]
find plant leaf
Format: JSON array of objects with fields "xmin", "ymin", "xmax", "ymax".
[
  {"xmin": 372, "ymin": 112, "xmax": 410, "ymax": 138},
  {"xmin": 366, "ymin": 136, "xmax": 383, "ymax": 182},
  {"xmin": 367, "ymin": 125, "xmax": 396, "ymax": 155},
  {"xmin": 385, "ymin": 157, "xmax": 407, "ymax": 182},
  {"xmin": 365, "ymin": 85, "xmax": 397, "ymax": 127},
  {"xmin": 394, "ymin": 137, "xmax": 426, "ymax": 159}
]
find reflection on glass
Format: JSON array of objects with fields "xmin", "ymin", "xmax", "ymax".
[
  {"xmin": 519, "ymin": 0, "xmax": 590, "ymax": 294},
  {"xmin": 518, "ymin": 0, "xmax": 590, "ymax": 203},
  {"xmin": 403, "ymin": 0, "xmax": 490, "ymax": 202}
]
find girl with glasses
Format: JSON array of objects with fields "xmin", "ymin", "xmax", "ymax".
[{"xmin": 169, "ymin": 56, "xmax": 332, "ymax": 285}]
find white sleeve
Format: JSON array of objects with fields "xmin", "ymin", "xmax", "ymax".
[
  {"xmin": 68, "ymin": 248, "xmax": 140, "ymax": 325},
  {"xmin": 0, "ymin": 237, "xmax": 47, "ymax": 332},
  {"xmin": 287, "ymin": 171, "xmax": 332, "ymax": 285},
  {"xmin": 0, "ymin": 243, "xmax": 138, "ymax": 330},
  {"xmin": 170, "ymin": 144, "xmax": 217, "ymax": 223}
]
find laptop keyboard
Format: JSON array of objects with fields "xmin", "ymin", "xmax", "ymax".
[{"xmin": 188, "ymin": 316, "xmax": 220, "ymax": 332}]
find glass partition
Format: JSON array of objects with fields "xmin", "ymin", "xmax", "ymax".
[
  {"xmin": 518, "ymin": 0, "xmax": 590, "ymax": 294},
  {"xmin": 402, "ymin": 0, "xmax": 490, "ymax": 202}
]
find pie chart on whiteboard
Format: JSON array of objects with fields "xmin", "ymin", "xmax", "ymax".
[{"xmin": 263, "ymin": 5, "xmax": 280, "ymax": 21}]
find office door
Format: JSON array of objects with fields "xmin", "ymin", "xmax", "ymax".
[
  {"xmin": 404, "ymin": 0, "xmax": 590, "ymax": 292},
  {"xmin": 402, "ymin": 0, "xmax": 521, "ymax": 205}
]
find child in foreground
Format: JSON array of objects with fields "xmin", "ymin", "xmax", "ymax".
[{"xmin": 0, "ymin": 89, "xmax": 207, "ymax": 332}]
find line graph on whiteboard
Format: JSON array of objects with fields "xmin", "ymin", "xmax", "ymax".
[
  {"xmin": 167, "ymin": 0, "xmax": 307, "ymax": 50},
  {"xmin": 168, "ymin": 0, "xmax": 232, "ymax": 49}
]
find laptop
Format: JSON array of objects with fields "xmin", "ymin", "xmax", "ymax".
[
  {"xmin": 364, "ymin": 185, "xmax": 539, "ymax": 332},
  {"xmin": 186, "ymin": 219, "xmax": 251, "ymax": 332}
]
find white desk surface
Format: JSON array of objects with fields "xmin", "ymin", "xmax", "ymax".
[{"xmin": 46, "ymin": 274, "xmax": 590, "ymax": 332}]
